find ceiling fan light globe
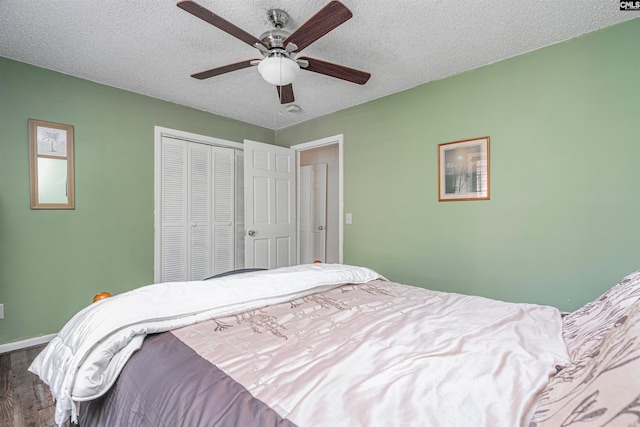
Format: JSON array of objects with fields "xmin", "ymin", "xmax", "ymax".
[{"xmin": 258, "ymin": 56, "xmax": 300, "ymax": 86}]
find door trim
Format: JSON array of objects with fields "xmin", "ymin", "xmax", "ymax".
[{"xmin": 291, "ymin": 134, "xmax": 344, "ymax": 264}]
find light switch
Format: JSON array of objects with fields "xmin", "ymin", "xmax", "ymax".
[{"xmin": 346, "ymin": 213, "xmax": 352, "ymax": 224}]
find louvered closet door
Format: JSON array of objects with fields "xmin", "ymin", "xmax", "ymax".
[
  {"xmin": 212, "ymin": 147, "xmax": 235, "ymax": 275},
  {"xmin": 234, "ymin": 150, "xmax": 245, "ymax": 269},
  {"xmin": 159, "ymin": 136, "xmax": 237, "ymax": 282},
  {"xmin": 189, "ymin": 142, "xmax": 212, "ymax": 280},
  {"xmin": 160, "ymin": 137, "xmax": 189, "ymax": 281}
]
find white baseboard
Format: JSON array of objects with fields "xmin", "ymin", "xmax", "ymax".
[{"xmin": 0, "ymin": 333, "xmax": 56, "ymax": 354}]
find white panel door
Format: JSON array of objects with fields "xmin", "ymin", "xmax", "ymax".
[
  {"xmin": 299, "ymin": 164, "xmax": 327, "ymax": 263},
  {"xmin": 244, "ymin": 140, "xmax": 296, "ymax": 269}
]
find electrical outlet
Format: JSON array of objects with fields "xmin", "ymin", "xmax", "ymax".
[{"xmin": 0, "ymin": 304, "xmax": 4, "ymax": 319}]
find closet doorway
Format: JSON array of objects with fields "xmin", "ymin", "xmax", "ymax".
[{"xmin": 153, "ymin": 127, "xmax": 245, "ymax": 283}]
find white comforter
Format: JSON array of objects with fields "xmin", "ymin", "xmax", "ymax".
[
  {"xmin": 174, "ymin": 278, "xmax": 571, "ymax": 427},
  {"xmin": 29, "ymin": 264, "xmax": 383, "ymax": 425}
]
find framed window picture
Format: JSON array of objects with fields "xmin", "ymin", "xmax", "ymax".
[
  {"xmin": 438, "ymin": 136, "xmax": 490, "ymax": 201},
  {"xmin": 28, "ymin": 119, "xmax": 75, "ymax": 209}
]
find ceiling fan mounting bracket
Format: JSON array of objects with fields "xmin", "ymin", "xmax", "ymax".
[{"xmin": 267, "ymin": 9, "xmax": 289, "ymax": 29}]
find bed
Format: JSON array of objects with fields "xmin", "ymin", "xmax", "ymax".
[{"xmin": 29, "ymin": 264, "xmax": 640, "ymax": 427}]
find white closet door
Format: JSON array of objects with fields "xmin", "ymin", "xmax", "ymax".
[
  {"xmin": 160, "ymin": 137, "xmax": 188, "ymax": 281},
  {"xmin": 158, "ymin": 137, "xmax": 237, "ymax": 282},
  {"xmin": 188, "ymin": 142, "xmax": 212, "ymax": 280},
  {"xmin": 212, "ymin": 146, "xmax": 235, "ymax": 275},
  {"xmin": 234, "ymin": 150, "xmax": 245, "ymax": 269}
]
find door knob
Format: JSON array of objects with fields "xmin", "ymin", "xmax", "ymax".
[
  {"xmin": 247, "ymin": 230, "xmax": 256, "ymax": 237},
  {"xmin": 318, "ymin": 225, "xmax": 325, "ymax": 231}
]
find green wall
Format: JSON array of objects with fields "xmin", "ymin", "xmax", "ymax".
[
  {"xmin": 0, "ymin": 57, "xmax": 274, "ymax": 344},
  {"xmin": 277, "ymin": 19, "xmax": 640, "ymax": 311}
]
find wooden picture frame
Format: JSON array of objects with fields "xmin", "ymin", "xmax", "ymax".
[
  {"xmin": 438, "ymin": 136, "xmax": 490, "ymax": 201},
  {"xmin": 28, "ymin": 119, "xmax": 75, "ymax": 209}
]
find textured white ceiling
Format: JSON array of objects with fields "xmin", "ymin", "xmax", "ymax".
[{"xmin": 0, "ymin": 1, "xmax": 636, "ymax": 130}]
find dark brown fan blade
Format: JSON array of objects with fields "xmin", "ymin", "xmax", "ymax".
[
  {"xmin": 276, "ymin": 84, "xmax": 295, "ymax": 104},
  {"xmin": 191, "ymin": 59, "xmax": 259, "ymax": 80},
  {"xmin": 299, "ymin": 57, "xmax": 370, "ymax": 85},
  {"xmin": 177, "ymin": 0, "xmax": 266, "ymax": 48},
  {"xmin": 283, "ymin": 1, "xmax": 352, "ymax": 52}
]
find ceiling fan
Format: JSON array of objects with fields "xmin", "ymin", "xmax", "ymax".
[{"xmin": 177, "ymin": 0, "xmax": 371, "ymax": 104}]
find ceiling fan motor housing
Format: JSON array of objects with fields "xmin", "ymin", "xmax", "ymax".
[{"xmin": 259, "ymin": 29, "xmax": 290, "ymax": 50}]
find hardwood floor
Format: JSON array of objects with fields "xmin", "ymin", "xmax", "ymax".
[{"xmin": 0, "ymin": 345, "xmax": 69, "ymax": 427}]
